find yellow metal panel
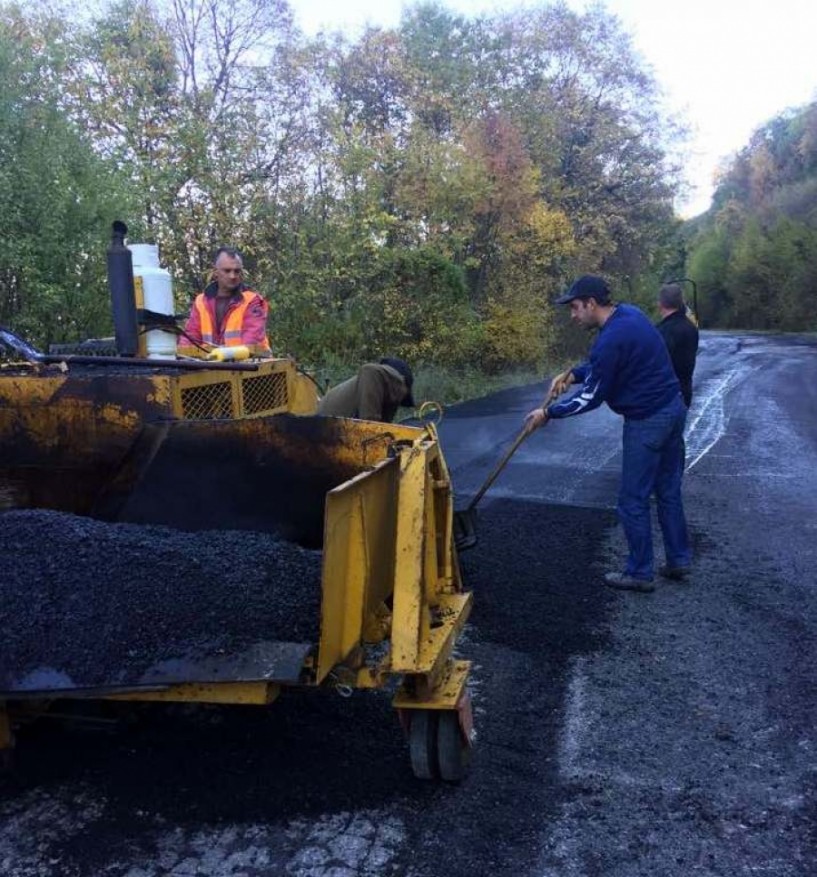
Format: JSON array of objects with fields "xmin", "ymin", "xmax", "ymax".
[
  {"xmin": 319, "ymin": 487, "xmax": 367, "ymax": 680},
  {"xmin": 169, "ymin": 361, "xmax": 303, "ymax": 420},
  {"xmin": 133, "ymin": 276, "xmax": 147, "ymax": 357},
  {"xmin": 289, "ymin": 369, "xmax": 320, "ymax": 415},
  {"xmin": 0, "ymin": 370, "xmax": 174, "ymax": 512},
  {"xmin": 318, "ymin": 458, "xmax": 399, "ymax": 682},
  {"xmin": 392, "ymin": 660, "xmax": 470, "ymax": 710},
  {"xmin": 414, "ymin": 592, "xmax": 473, "ymax": 677},
  {"xmin": 104, "ymin": 681, "xmax": 280, "ymax": 704},
  {"xmin": 428, "ymin": 446, "xmax": 458, "ymax": 591},
  {"xmin": 423, "ymin": 463, "xmax": 439, "ymax": 608},
  {"xmin": 390, "ymin": 447, "xmax": 429, "ymax": 671}
]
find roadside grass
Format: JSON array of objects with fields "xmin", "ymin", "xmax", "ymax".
[
  {"xmin": 410, "ymin": 362, "xmax": 550, "ymax": 407},
  {"xmin": 304, "ymin": 357, "xmax": 570, "ymax": 408}
]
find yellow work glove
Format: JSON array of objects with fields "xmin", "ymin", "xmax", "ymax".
[{"xmin": 206, "ymin": 345, "xmax": 251, "ymax": 362}]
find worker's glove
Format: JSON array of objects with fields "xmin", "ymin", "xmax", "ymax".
[
  {"xmin": 206, "ymin": 345, "xmax": 251, "ymax": 362},
  {"xmin": 544, "ymin": 369, "xmax": 574, "ymax": 404}
]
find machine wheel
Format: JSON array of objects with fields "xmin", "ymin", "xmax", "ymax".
[
  {"xmin": 409, "ymin": 710, "xmax": 439, "ymax": 780},
  {"xmin": 436, "ymin": 710, "xmax": 470, "ymax": 782}
]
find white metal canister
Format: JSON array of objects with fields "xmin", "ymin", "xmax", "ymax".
[{"xmin": 129, "ymin": 243, "xmax": 176, "ymax": 359}]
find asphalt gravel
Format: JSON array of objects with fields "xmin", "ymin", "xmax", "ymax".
[{"xmin": 0, "ymin": 509, "xmax": 322, "ymax": 693}]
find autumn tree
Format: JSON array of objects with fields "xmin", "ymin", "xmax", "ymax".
[
  {"xmin": 685, "ymin": 100, "xmax": 817, "ymax": 330},
  {"xmin": 0, "ymin": 5, "xmax": 135, "ymax": 348},
  {"xmin": 69, "ymin": 0, "xmax": 309, "ymax": 296}
]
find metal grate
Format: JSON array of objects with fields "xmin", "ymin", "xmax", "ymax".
[
  {"xmin": 241, "ymin": 371, "xmax": 288, "ymax": 416},
  {"xmin": 48, "ymin": 341, "xmax": 119, "ymax": 356},
  {"xmin": 180, "ymin": 381, "xmax": 233, "ymax": 419}
]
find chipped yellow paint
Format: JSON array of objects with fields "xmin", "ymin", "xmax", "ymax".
[
  {"xmin": 144, "ymin": 382, "xmax": 173, "ymax": 407},
  {"xmin": 393, "ymin": 660, "xmax": 470, "ymax": 710},
  {"xmin": 97, "ymin": 402, "xmax": 142, "ymax": 429},
  {"xmin": 105, "ymin": 682, "xmax": 281, "ymax": 705}
]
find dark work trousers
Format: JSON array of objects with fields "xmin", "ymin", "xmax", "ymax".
[{"xmin": 617, "ymin": 394, "xmax": 691, "ymax": 580}]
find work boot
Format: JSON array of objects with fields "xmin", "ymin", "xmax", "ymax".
[
  {"xmin": 658, "ymin": 565, "xmax": 690, "ymax": 581},
  {"xmin": 603, "ymin": 572, "xmax": 655, "ymax": 593}
]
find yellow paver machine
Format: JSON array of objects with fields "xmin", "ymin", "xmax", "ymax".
[{"xmin": 0, "ymin": 234, "xmax": 473, "ymax": 782}]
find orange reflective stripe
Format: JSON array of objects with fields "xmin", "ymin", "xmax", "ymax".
[
  {"xmin": 222, "ymin": 294, "xmax": 250, "ymax": 346},
  {"xmin": 195, "ymin": 290, "xmax": 270, "ymax": 349},
  {"xmin": 194, "ymin": 294, "xmax": 216, "ymax": 344},
  {"xmin": 231, "ymin": 291, "xmax": 271, "ymax": 351}
]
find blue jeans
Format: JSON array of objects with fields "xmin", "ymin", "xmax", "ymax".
[{"xmin": 618, "ymin": 395, "xmax": 690, "ymax": 580}]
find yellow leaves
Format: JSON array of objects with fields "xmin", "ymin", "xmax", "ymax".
[
  {"xmin": 480, "ymin": 292, "xmax": 553, "ymax": 371},
  {"xmin": 507, "ymin": 203, "xmax": 576, "ymax": 266}
]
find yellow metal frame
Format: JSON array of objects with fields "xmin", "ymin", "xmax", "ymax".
[
  {"xmin": 0, "ymin": 386, "xmax": 471, "ymax": 753},
  {"xmin": 106, "ymin": 682, "xmax": 281, "ymax": 705},
  {"xmin": 317, "ymin": 423, "xmax": 471, "ymax": 711}
]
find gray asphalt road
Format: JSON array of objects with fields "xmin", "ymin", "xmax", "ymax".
[{"xmin": 1, "ymin": 332, "xmax": 815, "ymax": 876}]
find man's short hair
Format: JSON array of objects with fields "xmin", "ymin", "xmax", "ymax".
[
  {"xmin": 214, "ymin": 246, "xmax": 243, "ymax": 266},
  {"xmin": 659, "ymin": 283, "xmax": 684, "ymax": 311}
]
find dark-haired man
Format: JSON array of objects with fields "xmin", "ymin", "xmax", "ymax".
[
  {"xmin": 178, "ymin": 246, "xmax": 271, "ymax": 354},
  {"xmin": 318, "ymin": 358, "xmax": 416, "ymax": 423},
  {"xmin": 524, "ymin": 275, "xmax": 691, "ymax": 592},
  {"xmin": 656, "ymin": 283, "xmax": 699, "ymax": 408}
]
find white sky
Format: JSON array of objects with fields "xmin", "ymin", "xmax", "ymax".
[{"xmin": 289, "ymin": 0, "xmax": 817, "ymax": 218}]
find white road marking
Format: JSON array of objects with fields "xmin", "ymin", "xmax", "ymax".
[
  {"xmin": 685, "ymin": 365, "xmax": 751, "ymax": 473},
  {"xmin": 558, "ymin": 656, "xmax": 587, "ymax": 779}
]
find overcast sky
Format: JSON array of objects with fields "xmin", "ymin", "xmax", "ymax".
[{"xmin": 288, "ymin": 0, "xmax": 817, "ymax": 217}]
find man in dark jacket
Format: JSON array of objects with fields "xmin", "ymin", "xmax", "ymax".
[
  {"xmin": 656, "ymin": 283, "xmax": 699, "ymax": 408},
  {"xmin": 318, "ymin": 358, "xmax": 416, "ymax": 423},
  {"xmin": 524, "ymin": 276, "xmax": 691, "ymax": 592}
]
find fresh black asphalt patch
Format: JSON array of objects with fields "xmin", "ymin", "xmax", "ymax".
[{"xmin": 0, "ymin": 499, "xmax": 616, "ymax": 877}]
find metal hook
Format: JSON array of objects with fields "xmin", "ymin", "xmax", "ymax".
[{"xmin": 417, "ymin": 400, "xmax": 443, "ymax": 426}]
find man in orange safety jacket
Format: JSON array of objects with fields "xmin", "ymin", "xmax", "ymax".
[{"xmin": 178, "ymin": 246, "xmax": 271, "ymax": 354}]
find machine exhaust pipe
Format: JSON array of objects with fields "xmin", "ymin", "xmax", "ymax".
[{"xmin": 107, "ymin": 220, "xmax": 139, "ymax": 357}]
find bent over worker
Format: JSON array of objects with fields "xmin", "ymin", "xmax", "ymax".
[
  {"xmin": 524, "ymin": 275, "xmax": 691, "ymax": 593},
  {"xmin": 178, "ymin": 246, "xmax": 271, "ymax": 353},
  {"xmin": 318, "ymin": 358, "xmax": 416, "ymax": 423}
]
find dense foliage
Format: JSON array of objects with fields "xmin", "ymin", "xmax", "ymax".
[
  {"xmin": 682, "ymin": 101, "xmax": 817, "ymax": 330},
  {"xmin": 0, "ymin": 0, "xmax": 682, "ymax": 367}
]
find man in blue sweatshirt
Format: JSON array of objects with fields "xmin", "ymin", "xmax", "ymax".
[{"xmin": 525, "ymin": 275, "xmax": 691, "ymax": 592}]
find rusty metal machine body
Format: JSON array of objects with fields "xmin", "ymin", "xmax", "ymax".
[{"xmin": 0, "ymin": 355, "xmax": 472, "ymax": 780}]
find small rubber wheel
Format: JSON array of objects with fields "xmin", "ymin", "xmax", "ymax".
[
  {"xmin": 437, "ymin": 710, "xmax": 470, "ymax": 782},
  {"xmin": 409, "ymin": 710, "xmax": 439, "ymax": 780}
]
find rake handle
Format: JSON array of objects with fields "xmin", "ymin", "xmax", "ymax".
[{"xmin": 466, "ymin": 424, "xmax": 532, "ymax": 512}]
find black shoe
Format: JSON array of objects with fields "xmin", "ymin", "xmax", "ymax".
[
  {"xmin": 603, "ymin": 572, "xmax": 655, "ymax": 593},
  {"xmin": 659, "ymin": 565, "xmax": 690, "ymax": 581}
]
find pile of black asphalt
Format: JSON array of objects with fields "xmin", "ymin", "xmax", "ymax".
[
  {"xmin": 0, "ymin": 509, "xmax": 322, "ymax": 693},
  {"xmin": 0, "ymin": 499, "xmax": 616, "ymax": 877}
]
